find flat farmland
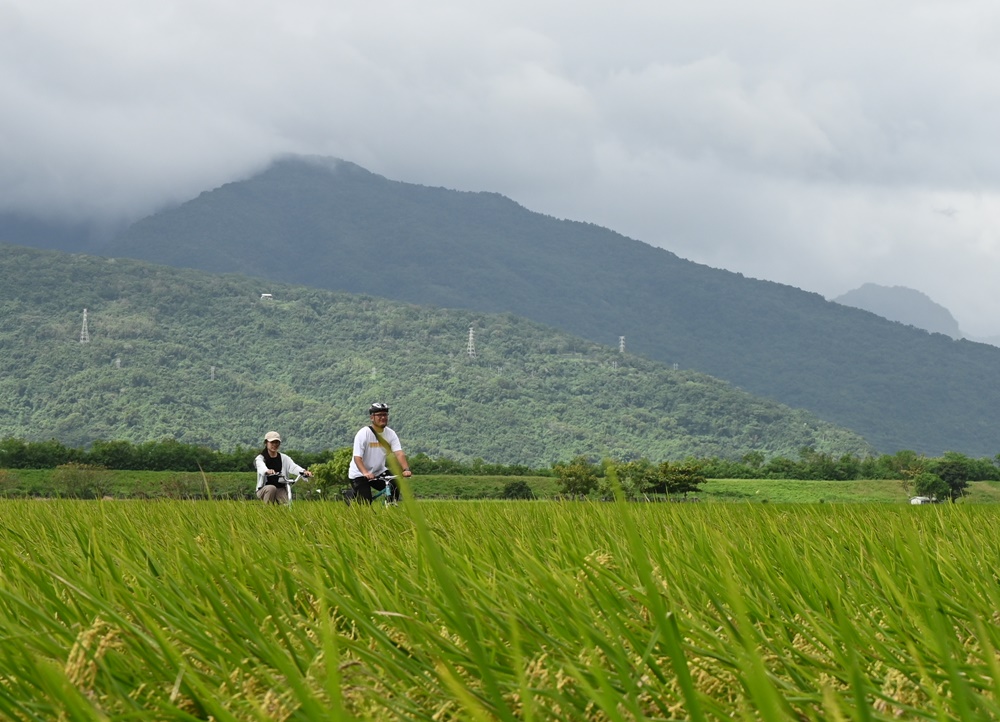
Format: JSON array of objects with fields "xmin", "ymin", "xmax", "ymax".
[
  {"xmin": 0, "ymin": 499, "xmax": 998, "ymax": 719},
  {"xmin": 6, "ymin": 467, "xmax": 1000, "ymax": 503}
]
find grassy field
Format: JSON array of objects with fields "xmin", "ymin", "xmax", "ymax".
[
  {"xmin": 702, "ymin": 478, "xmax": 917, "ymax": 503},
  {"xmin": 0, "ymin": 469, "xmax": 565, "ymax": 500},
  {"xmin": 1, "ymin": 498, "xmax": 1000, "ymax": 719},
  {"xmin": 703, "ymin": 478, "xmax": 1000, "ymax": 504},
  {"xmin": 4, "ymin": 467, "xmax": 1000, "ymax": 503}
]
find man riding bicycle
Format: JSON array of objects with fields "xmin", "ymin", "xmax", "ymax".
[{"xmin": 348, "ymin": 403, "xmax": 412, "ymax": 505}]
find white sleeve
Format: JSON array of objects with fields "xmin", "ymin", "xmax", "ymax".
[
  {"xmin": 285, "ymin": 454, "xmax": 305, "ymax": 476},
  {"xmin": 254, "ymin": 454, "xmax": 268, "ymax": 474},
  {"xmin": 352, "ymin": 427, "xmax": 370, "ymax": 457}
]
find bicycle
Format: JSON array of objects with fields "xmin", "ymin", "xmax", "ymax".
[
  {"xmin": 343, "ymin": 471, "xmax": 398, "ymax": 507},
  {"xmin": 263, "ymin": 470, "xmax": 307, "ymax": 506}
]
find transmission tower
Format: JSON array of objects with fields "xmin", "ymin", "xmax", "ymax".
[
  {"xmin": 619, "ymin": 336, "xmax": 625, "ymax": 353},
  {"xmin": 467, "ymin": 326, "xmax": 477, "ymax": 358},
  {"xmin": 80, "ymin": 309, "xmax": 90, "ymax": 343}
]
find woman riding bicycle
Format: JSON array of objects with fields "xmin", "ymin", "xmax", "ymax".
[{"xmin": 254, "ymin": 431, "xmax": 312, "ymax": 504}]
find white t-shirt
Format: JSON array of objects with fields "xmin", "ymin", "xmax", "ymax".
[{"xmin": 348, "ymin": 425, "xmax": 402, "ymax": 479}]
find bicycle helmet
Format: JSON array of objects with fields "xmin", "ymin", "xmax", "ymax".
[{"xmin": 368, "ymin": 402, "xmax": 390, "ymax": 415}]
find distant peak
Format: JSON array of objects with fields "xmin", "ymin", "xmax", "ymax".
[
  {"xmin": 265, "ymin": 154, "xmax": 368, "ymax": 175},
  {"xmin": 833, "ymin": 283, "xmax": 961, "ymax": 338}
]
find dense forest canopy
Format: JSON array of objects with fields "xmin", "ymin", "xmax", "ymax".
[{"xmin": 0, "ymin": 246, "xmax": 870, "ymax": 466}]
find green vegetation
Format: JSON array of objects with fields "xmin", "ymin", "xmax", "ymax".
[
  {"xmin": 102, "ymin": 155, "xmax": 1000, "ymax": 456},
  {"xmin": 0, "ymin": 245, "xmax": 871, "ymax": 466},
  {"xmin": 0, "ymin": 466, "xmax": 565, "ymax": 501},
  {"xmin": 3, "ymin": 435, "xmax": 999, "ymax": 503},
  {"xmin": 1, "ymin": 500, "xmax": 1000, "ymax": 718},
  {"xmin": 6, "ymin": 465, "xmax": 1000, "ymax": 503},
  {"xmin": 702, "ymin": 478, "xmax": 910, "ymax": 504},
  {"xmin": 0, "ymin": 437, "xmax": 545, "ymax": 476}
]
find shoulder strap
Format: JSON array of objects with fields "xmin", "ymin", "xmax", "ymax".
[{"xmin": 369, "ymin": 425, "xmax": 391, "ymax": 452}]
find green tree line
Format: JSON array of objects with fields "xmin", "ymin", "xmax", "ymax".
[
  {"xmin": 2, "ymin": 436, "xmax": 995, "ymax": 502},
  {"xmin": 552, "ymin": 448, "xmax": 995, "ymax": 503},
  {"xmin": 0, "ymin": 437, "xmax": 549, "ymax": 477}
]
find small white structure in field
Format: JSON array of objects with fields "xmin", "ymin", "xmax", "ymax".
[{"xmin": 260, "ymin": 293, "xmax": 273, "ymax": 300}]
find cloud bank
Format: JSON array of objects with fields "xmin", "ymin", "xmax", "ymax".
[{"xmin": 2, "ymin": 0, "xmax": 1000, "ymax": 334}]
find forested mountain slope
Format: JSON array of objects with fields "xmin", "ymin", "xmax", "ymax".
[
  {"xmin": 103, "ymin": 156, "xmax": 1000, "ymax": 456},
  {"xmin": 0, "ymin": 246, "xmax": 870, "ymax": 466}
]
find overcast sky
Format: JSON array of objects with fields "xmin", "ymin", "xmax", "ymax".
[{"xmin": 3, "ymin": 0, "xmax": 1000, "ymax": 335}]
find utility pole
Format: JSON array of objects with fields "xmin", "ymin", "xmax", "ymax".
[
  {"xmin": 467, "ymin": 326, "xmax": 477, "ymax": 358},
  {"xmin": 80, "ymin": 309, "xmax": 90, "ymax": 343},
  {"xmin": 619, "ymin": 336, "xmax": 625, "ymax": 353}
]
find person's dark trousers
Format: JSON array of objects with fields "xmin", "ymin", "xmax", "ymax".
[
  {"xmin": 349, "ymin": 475, "xmax": 395, "ymax": 505},
  {"xmin": 349, "ymin": 477, "xmax": 375, "ymax": 505}
]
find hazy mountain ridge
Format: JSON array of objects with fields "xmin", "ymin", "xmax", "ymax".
[
  {"xmin": 833, "ymin": 283, "xmax": 1000, "ymax": 348},
  {"xmin": 833, "ymin": 283, "xmax": 961, "ymax": 338},
  {"xmin": 27, "ymin": 155, "xmax": 1000, "ymax": 456},
  {"xmin": 0, "ymin": 245, "xmax": 871, "ymax": 465}
]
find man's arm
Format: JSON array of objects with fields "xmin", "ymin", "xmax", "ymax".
[
  {"xmin": 394, "ymin": 449, "xmax": 412, "ymax": 477},
  {"xmin": 354, "ymin": 455, "xmax": 374, "ymax": 479}
]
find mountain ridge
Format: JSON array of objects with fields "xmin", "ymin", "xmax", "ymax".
[
  {"xmin": 833, "ymin": 283, "xmax": 962, "ymax": 338},
  {"xmin": 68, "ymin": 154, "xmax": 1000, "ymax": 456},
  {"xmin": 833, "ymin": 283, "xmax": 1000, "ymax": 348}
]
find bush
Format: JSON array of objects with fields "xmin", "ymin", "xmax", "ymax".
[
  {"xmin": 500, "ymin": 480, "xmax": 535, "ymax": 499},
  {"xmin": 52, "ymin": 463, "xmax": 113, "ymax": 499},
  {"xmin": 604, "ymin": 459, "xmax": 663, "ymax": 500},
  {"xmin": 554, "ymin": 457, "xmax": 599, "ymax": 497},
  {"xmin": 158, "ymin": 473, "xmax": 205, "ymax": 500},
  {"xmin": 651, "ymin": 461, "xmax": 706, "ymax": 497},
  {"xmin": 310, "ymin": 447, "xmax": 353, "ymax": 498},
  {"xmin": 913, "ymin": 472, "xmax": 949, "ymax": 502}
]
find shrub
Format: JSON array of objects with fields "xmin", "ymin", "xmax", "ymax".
[
  {"xmin": 159, "ymin": 473, "xmax": 204, "ymax": 499},
  {"xmin": 500, "ymin": 480, "xmax": 535, "ymax": 499},
  {"xmin": 311, "ymin": 447, "xmax": 353, "ymax": 498},
  {"xmin": 601, "ymin": 459, "xmax": 657, "ymax": 500},
  {"xmin": 650, "ymin": 460, "xmax": 706, "ymax": 497},
  {"xmin": 554, "ymin": 457, "xmax": 598, "ymax": 497},
  {"xmin": 913, "ymin": 472, "xmax": 949, "ymax": 502},
  {"xmin": 52, "ymin": 463, "xmax": 113, "ymax": 499}
]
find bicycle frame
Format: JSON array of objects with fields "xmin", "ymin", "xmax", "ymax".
[
  {"xmin": 269, "ymin": 472, "xmax": 303, "ymax": 506},
  {"xmin": 371, "ymin": 474, "xmax": 397, "ymax": 506},
  {"xmin": 345, "ymin": 472, "xmax": 397, "ymax": 506}
]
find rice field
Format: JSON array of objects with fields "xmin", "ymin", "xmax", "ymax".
[{"xmin": 0, "ymin": 497, "xmax": 998, "ymax": 720}]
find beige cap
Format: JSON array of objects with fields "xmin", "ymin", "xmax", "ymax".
[{"xmin": 264, "ymin": 431, "xmax": 281, "ymax": 442}]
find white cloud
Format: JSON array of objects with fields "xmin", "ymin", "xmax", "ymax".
[{"xmin": 3, "ymin": 0, "xmax": 1000, "ymax": 333}]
